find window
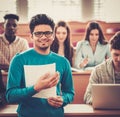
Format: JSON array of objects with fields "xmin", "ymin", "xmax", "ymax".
[
  {"xmin": 28, "ymin": 0, "xmax": 81, "ymax": 22},
  {"xmin": 93, "ymin": 0, "xmax": 120, "ymax": 22},
  {"xmin": 0, "ymin": 0, "xmax": 119, "ymax": 23},
  {"xmin": 104, "ymin": 0, "xmax": 120, "ymax": 22},
  {"xmin": 93, "ymin": 0, "xmax": 105, "ymax": 21},
  {"xmin": 0, "ymin": 0, "xmax": 16, "ymax": 22}
]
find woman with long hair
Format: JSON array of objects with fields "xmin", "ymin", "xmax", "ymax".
[
  {"xmin": 51, "ymin": 21, "xmax": 74, "ymax": 66},
  {"xmin": 74, "ymin": 21, "xmax": 111, "ymax": 70}
]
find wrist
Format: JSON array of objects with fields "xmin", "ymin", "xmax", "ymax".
[
  {"xmin": 34, "ymin": 84, "xmax": 40, "ymax": 92},
  {"xmin": 79, "ymin": 63, "xmax": 87, "ymax": 68}
]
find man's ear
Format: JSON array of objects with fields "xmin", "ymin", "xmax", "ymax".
[
  {"xmin": 30, "ymin": 33, "xmax": 33, "ymax": 39},
  {"xmin": 29, "ymin": 34, "xmax": 34, "ymax": 45}
]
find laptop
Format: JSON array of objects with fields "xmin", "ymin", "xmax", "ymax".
[{"xmin": 92, "ymin": 84, "xmax": 120, "ymax": 110}]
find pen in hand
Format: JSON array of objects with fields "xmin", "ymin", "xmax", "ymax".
[{"xmin": 80, "ymin": 55, "xmax": 89, "ymax": 68}]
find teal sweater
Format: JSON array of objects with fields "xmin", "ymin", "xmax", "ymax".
[{"xmin": 6, "ymin": 49, "xmax": 74, "ymax": 117}]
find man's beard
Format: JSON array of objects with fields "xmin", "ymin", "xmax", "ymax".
[{"xmin": 39, "ymin": 46, "xmax": 49, "ymax": 51}]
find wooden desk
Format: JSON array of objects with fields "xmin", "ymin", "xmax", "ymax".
[
  {"xmin": 1, "ymin": 71, "xmax": 8, "ymax": 87},
  {"xmin": 0, "ymin": 105, "xmax": 18, "ymax": 117},
  {"xmin": 72, "ymin": 71, "xmax": 91, "ymax": 104},
  {"xmin": 65, "ymin": 104, "xmax": 120, "ymax": 117},
  {"xmin": 0, "ymin": 104, "xmax": 120, "ymax": 117},
  {"xmin": 2, "ymin": 70, "xmax": 91, "ymax": 104}
]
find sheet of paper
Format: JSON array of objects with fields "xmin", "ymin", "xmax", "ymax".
[
  {"xmin": 24, "ymin": 63, "xmax": 56, "ymax": 98},
  {"xmin": 71, "ymin": 67, "xmax": 84, "ymax": 72}
]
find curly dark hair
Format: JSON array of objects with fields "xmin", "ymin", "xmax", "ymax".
[
  {"xmin": 109, "ymin": 31, "xmax": 120, "ymax": 50},
  {"xmin": 4, "ymin": 14, "xmax": 19, "ymax": 21},
  {"xmin": 29, "ymin": 14, "xmax": 55, "ymax": 34}
]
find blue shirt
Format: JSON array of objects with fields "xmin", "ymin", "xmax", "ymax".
[
  {"xmin": 6, "ymin": 48, "xmax": 74, "ymax": 117},
  {"xmin": 74, "ymin": 40, "xmax": 111, "ymax": 70}
]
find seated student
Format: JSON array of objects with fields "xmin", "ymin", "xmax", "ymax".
[
  {"xmin": 0, "ymin": 13, "xmax": 29, "ymax": 106},
  {"xmin": 50, "ymin": 21, "xmax": 74, "ymax": 66},
  {"xmin": 74, "ymin": 21, "xmax": 111, "ymax": 70},
  {"xmin": 0, "ymin": 13, "xmax": 29, "ymax": 71},
  {"xmin": 84, "ymin": 31, "xmax": 120, "ymax": 104}
]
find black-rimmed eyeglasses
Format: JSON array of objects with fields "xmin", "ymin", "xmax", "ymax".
[{"xmin": 33, "ymin": 31, "xmax": 53, "ymax": 38}]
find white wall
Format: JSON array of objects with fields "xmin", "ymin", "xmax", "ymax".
[
  {"xmin": 104, "ymin": 0, "xmax": 120, "ymax": 22},
  {"xmin": 0, "ymin": 0, "xmax": 120, "ymax": 23}
]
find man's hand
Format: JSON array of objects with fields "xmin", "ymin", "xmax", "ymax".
[
  {"xmin": 47, "ymin": 96, "xmax": 63, "ymax": 108},
  {"xmin": 34, "ymin": 72, "xmax": 59, "ymax": 92}
]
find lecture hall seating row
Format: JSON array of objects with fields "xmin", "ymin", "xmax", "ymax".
[
  {"xmin": 67, "ymin": 21, "xmax": 120, "ymax": 46},
  {"xmin": 2, "ymin": 70, "xmax": 91, "ymax": 104},
  {"xmin": 1, "ymin": 21, "xmax": 120, "ymax": 47}
]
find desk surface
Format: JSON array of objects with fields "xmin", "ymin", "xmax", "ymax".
[
  {"xmin": 0, "ymin": 104, "xmax": 17, "ymax": 117},
  {"xmin": 2, "ymin": 70, "xmax": 91, "ymax": 104},
  {"xmin": 72, "ymin": 70, "xmax": 91, "ymax": 75},
  {"xmin": 0, "ymin": 104, "xmax": 120, "ymax": 117},
  {"xmin": 65, "ymin": 104, "xmax": 120, "ymax": 115},
  {"xmin": 2, "ymin": 70, "xmax": 91, "ymax": 75}
]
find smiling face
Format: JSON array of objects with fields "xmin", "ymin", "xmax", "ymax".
[
  {"xmin": 32, "ymin": 24, "xmax": 54, "ymax": 54},
  {"xmin": 55, "ymin": 26, "xmax": 67, "ymax": 43},
  {"xmin": 89, "ymin": 29, "xmax": 99, "ymax": 45}
]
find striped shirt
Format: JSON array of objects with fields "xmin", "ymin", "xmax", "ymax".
[
  {"xmin": 115, "ymin": 71, "xmax": 120, "ymax": 83},
  {"xmin": 0, "ymin": 34, "xmax": 29, "ymax": 65}
]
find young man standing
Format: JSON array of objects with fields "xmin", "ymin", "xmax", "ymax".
[{"xmin": 6, "ymin": 14, "xmax": 74, "ymax": 117}]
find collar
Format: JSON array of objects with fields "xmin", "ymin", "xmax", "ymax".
[
  {"xmin": 84, "ymin": 40, "xmax": 101, "ymax": 46},
  {"xmin": 2, "ymin": 33, "xmax": 18, "ymax": 44}
]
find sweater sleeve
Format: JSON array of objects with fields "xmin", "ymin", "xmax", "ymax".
[
  {"xmin": 84, "ymin": 67, "xmax": 100, "ymax": 104},
  {"xmin": 60, "ymin": 59, "xmax": 75, "ymax": 106},
  {"xmin": 6, "ymin": 54, "xmax": 37, "ymax": 104}
]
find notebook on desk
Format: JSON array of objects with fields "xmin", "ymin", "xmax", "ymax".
[{"xmin": 92, "ymin": 84, "xmax": 120, "ymax": 110}]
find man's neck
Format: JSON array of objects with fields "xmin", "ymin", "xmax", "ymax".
[
  {"xmin": 115, "ymin": 67, "xmax": 120, "ymax": 72},
  {"xmin": 5, "ymin": 34, "xmax": 16, "ymax": 43},
  {"xmin": 35, "ymin": 47, "xmax": 50, "ymax": 55},
  {"xmin": 113, "ymin": 63, "xmax": 120, "ymax": 72}
]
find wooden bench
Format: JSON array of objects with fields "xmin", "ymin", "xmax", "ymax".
[
  {"xmin": 68, "ymin": 21, "xmax": 120, "ymax": 47},
  {"xmin": 1, "ymin": 104, "xmax": 120, "ymax": 117},
  {"xmin": 72, "ymin": 71, "xmax": 91, "ymax": 104},
  {"xmin": 1, "ymin": 21, "xmax": 120, "ymax": 47},
  {"xmin": 2, "ymin": 70, "xmax": 91, "ymax": 104}
]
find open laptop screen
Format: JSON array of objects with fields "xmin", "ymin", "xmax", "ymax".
[{"xmin": 92, "ymin": 84, "xmax": 120, "ymax": 110}]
